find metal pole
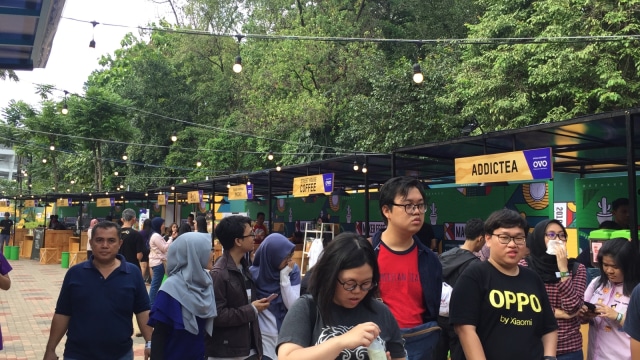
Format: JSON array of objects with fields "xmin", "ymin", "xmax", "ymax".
[
  {"xmin": 625, "ymin": 112, "xmax": 638, "ymax": 250},
  {"xmin": 268, "ymin": 171, "xmax": 273, "ymax": 234},
  {"xmin": 364, "ymin": 155, "xmax": 370, "ymax": 239}
]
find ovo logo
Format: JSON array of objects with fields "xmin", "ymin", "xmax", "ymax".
[
  {"xmin": 489, "ymin": 290, "xmax": 542, "ymax": 312},
  {"xmin": 532, "ymin": 160, "xmax": 548, "ymax": 168}
]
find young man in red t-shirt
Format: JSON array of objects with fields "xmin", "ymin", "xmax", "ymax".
[
  {"xmin": 253, "ymin": 212, "xmax": 268, "ymax": 245},
  {"xmin": 372, "ymin": 176, "xmax": 443, "ymax": 360}
]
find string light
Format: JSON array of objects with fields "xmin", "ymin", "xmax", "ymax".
[
  {"xmin": 122, "ymin": 154, "xmax": 128, "ymax": 160},
  {"xmin": 182, "ymin": 178, "xmax": 187, "ymax": 183},
  {"xmin": 352, "ymin": 161, "xmax": 359, "ymax": 171},
  {"xmin": 412, "ymin": 63, "xmax": 424, "ymax": 84},
  {"xmin": 42, "ymin": 158, "xmax": 47, "ymax": 164},
  {"xmin": 114, "ymin": 171, "xmax": 119, "ymax": 176},
  {"xmin": 247, "ymin": 178, "xmax": 251, "ymax": 186},
  {"xmin": 89, "ymin": 21, "xmax": 98, "ymax": 48},
  {"xmin": 171, "ymin": 132, "xmax": 178, "ymax": 142},
  {"xmin": 233, "ymin": 56, "xmax": 243, "ymax": 73},
  {"xmin": 196, "ymin": 160, "xmax": 202, "ymax": 167},
  {"xmin": 61, "ymin": 90, "xmax": 69, "ymax": 115},
  {"xmin": 49, "ymin": 144, "xmax": 55, "ymax": 151},
  {"xmin": 226, "ymin": 182, "xmax": 231, "ymax": 188},
  {"xmin": 276, "ymin": 164, "xmax": 282, "ymax": 171},
  {"xmin": 362, "ymin": 164, "xmax": 368, "ymax": 173},
  {"xmin": 267, "ymin": 151, "xmax": 274, "ymax": 161}
]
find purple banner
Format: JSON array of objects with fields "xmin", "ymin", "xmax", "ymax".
[
  {"xmin": 247, "ymin": 184, "xmax": 254, "ymax": 200},
  {"xmin": 523, "ymin": 148, "xmax": 553, "ymax": 180},
  {"xmin": 322, "ymin": 173, "xmax": 335, "ymax": 193}
]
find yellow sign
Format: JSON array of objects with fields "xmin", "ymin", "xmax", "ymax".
[
  {"xmin": 56, "ymin": 198, "xmax": 71, "ymax": 207},
  {"xmin": 455, "ymin": 148, "xmax": 553, "ymax": 184},
  {"xmin": 188, "ymin": 190, "xmax": 203, "ymax": 204},
  {"xmin": 228, "ymin": 185, "xmax": 248, "ymax": 200},
  {"xmin": 96, "ymin": 198, "xmax": 114, "ymax": 207},
  {"xmin": 24, "ymin": 200, "xmax": 36, "ymax": 207},
  {"xmin": 158, "ymin": 194, "xmax": 167, "ymax": 205},
  {"xmin": 292, "ymin": 173, "xmax": 334, "ymax": 197},
  {"xmin": 0, "ymin": 200, "xmax": 7, "ymax": 207}
]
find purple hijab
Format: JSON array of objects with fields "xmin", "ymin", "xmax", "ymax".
[{"xmin": 249, "ymin": 233, "xmax": 300, "ymax": 330}]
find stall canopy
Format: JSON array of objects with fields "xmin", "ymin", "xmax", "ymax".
[{"xmin": 0, "ymin": 0, "xmax": 66, "ymax": 70}]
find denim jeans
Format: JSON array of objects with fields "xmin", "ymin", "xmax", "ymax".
[
  {"xmin": 65, "ymin": 348, "xmax": 133, "ymax": 360},
  {"xmin": 149, "ymin": 263, "xmax": 165, "ymax": 307},
  {"xmin": 557, "ymin": 350, "xmax": 583, "ymax": 360},
  {"xmin": 401, "ymin": 321, "xmax": 441, "ymax": 360},
  {"xmin": 0, "ymin": 234, "xmax": 9, "ymax": 247}
]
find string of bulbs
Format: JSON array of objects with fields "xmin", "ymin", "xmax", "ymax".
[{"xmin": 62, "ymin": 16, "xmax": 640, "ymax": 85}]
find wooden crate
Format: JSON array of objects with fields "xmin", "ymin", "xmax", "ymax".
[
  {"xmin": 80, "ymin": 231, "xmax": 88, "ymax": 251},
  {"xmin": 21, "ymin": 235, "xmax": 33, "ymax": 258},
  {"xmin": 69, "ymin": 251, "xmax": 87, "ymax": 267},
  {"xmin": 44, "ymin": 230, "xmax": 72, "ymax": 260},
  {"xmin": 69, "ymin": 237, "xmax": 80, "ymax": 252},
  {"xmin": 39, "ymin": 248, "xmax": 59, "ymax": 265}
]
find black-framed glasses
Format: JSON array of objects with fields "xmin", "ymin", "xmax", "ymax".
[
  {"xmin": 491, "ymin": 233, "xmax": 526, "ymax": 245},
  {"xmin": 242, "ymin": 232, "xmax": 256, "ymax": 239},
  {"xmin": 391, "ymin": 203, "xmax": 427, "ymax": 214},
  {"xmin": 337, "ymin": 278, "xmax": 376, "ymax": 292},
  {"xmin": 545, "ymin": 232, "xmax": 567, "ymax": 240}
]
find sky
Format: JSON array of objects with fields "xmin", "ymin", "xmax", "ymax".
[{"xmin": 0, "ymin": 0, "xmax": 173, "ymax": 111}]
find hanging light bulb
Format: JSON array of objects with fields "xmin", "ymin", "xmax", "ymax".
[
  {"xmin": 144, "ymin": 192, "xmax": 148, "ymax": 197},
  {"xmin": 49, "ymin": 144, "xmax": 55, "ymax": 151},
  {"xmin": 412, "ymin": 63, "xmax": 424, "ymax": 84},
  {"xmin": 42, "ymin": 158, "xmax": 47, "ymax": 164},
  {"xmin": 88, "ymin": 21, "xmax": 98, "ymax": 48},
  {"xmin": 233, "ymin": 56, "xmax": 243, "ymax": 73},
  {"xmin": 170, "ymin": 186, "xmax": 175, "ymax": 191},
  {"xmin": 362, "ymin": 164, "xmax": 368, "ymax": 173},
  {"xmin": 226, "ymin": 182, "xmax": 231, "ymax": 188},
  {"xmin": 182, "ymin": 178, "xmax": 187, "ymax": 183},
  {"xmin": 70, "ymin": 180, "xmax": 75, "ymax": 185},
  {"xmin": 171, "ymin": 132, "xmax": 178, "ymax": 142},
  {"xmin": 267, "ymin": 151, "xmax": 274, "ymax": 161},
  {"xmin": 353, "ymin": 161, "xmax": 359, "ymax": 171},
  {"xmin": 276, "ymin": 164, "xmax": 282, "ymax": 172},
  {"xmin": 114, "ymin": 171, "xmax": 119, "ymax": 176},
  {"xmin": 196, "ymin": 160, "xmax": 202, "ymax": 167},
  {"xmin": 247, "ymin": 178, "xmax": 251, "ymax": 186},
  {"xmin": 61, "ymin": 102, "xmax": 68, "ymax": 115},
  {"xmin": 122, "ymin": 154, "xmax": 128, "ymax": 161}
]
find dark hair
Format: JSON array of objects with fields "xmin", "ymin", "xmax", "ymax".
[
  {"xmin": 308, "ymin": 232, "xmax": 380, "ymax": 325},
  {"xmin": 598, "ymin": 220, "xmax": 622, "ymax": 230},
  {"xmin": 484, "ymin": 209, "xmax": 528, "ymax": 235},
  {"xmin": 596, "ymin": 238, "xmax": 640, "ymax": 296},
  {"xmin": 257, "ymin": 212, "xmax": 265, "ymax": 218},
  {"xmin": 187, "ymin": 214, "xmax": 195, "ymax": 220},
  {"xmin": 142, "ymin": 218, "xmax": 152, "ymax": 232},
  {"xmin": 178, "ymin": 223, "xmax": 192, "ymax": 236},
  {"xmin": 378, "ymin": 177, "xmax": 426, "ymax": 225},
  {"xmin": 105, "ymin": 215, "xmax": 113, "ymax": 222},
  {"xmin": 92, "ymin": 221, "xmax": 121, "ymax": 237},
  {"xmin": 465, "ymin": 218, "xmax": 485, "ymax": 240},
  {"xmin": 215, "ymin": 215, "xmax": 252, "ymax": 250},
  {"xmin": 612, "ymin": 198, "xmax": 629, "ymax": 211},
  {"xmin": 196, "ymin": 216, "xmax": 207, "ymax": 233}
]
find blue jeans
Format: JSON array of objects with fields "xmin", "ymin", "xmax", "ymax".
[
  {"xmin": 557, "ymin": 350, "xmax": 583, "ymax": 360},
  {"xmin": 66, "ymin": 348, "xmax": 133, "ymax": 360},
  {"xmin": 401, "ymin": 321, "xmax": 441, "ymax": 360},
  {"xmin": 0, "ymin": 234, "xmax": 9, "ymax": 247},
  {"xmin": 149, "ymin": 263, "xmax": 165, "ymax": 307}
]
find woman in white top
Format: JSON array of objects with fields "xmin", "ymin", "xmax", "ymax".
[
  {"xmin": 148, "ymin": 217, "xmax": 172, "ymax": 307},
  {"xmin": 86, "ymin": 219, "xmax": 98, "ymax": 258},
  {"xmin": 250, "ymin": 233, "xmax": 301, "ymax": 359}
]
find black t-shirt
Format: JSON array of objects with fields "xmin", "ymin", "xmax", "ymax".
[
  {"xmin": 449, "ymin": 261, "xmax": 558, "ymax": 360},
  {"xmin": 0, "ymin": 219, "xmax": 13, "ymax": 235},
  {"xmin": 119, "ymin": 227, "xmax": 145, "ymax": 268}
]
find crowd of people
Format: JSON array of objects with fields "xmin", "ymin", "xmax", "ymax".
[{"xmin": 27, "ymin": 178, "xmax": 640, "ymax": 360}]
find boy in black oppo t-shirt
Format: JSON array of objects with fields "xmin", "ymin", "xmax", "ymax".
[{"xmin": 449, "ymin": 209, "xmax": 558, "ymax": 360}]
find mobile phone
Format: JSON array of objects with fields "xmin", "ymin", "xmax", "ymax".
[
  {"xmin": 266, "ymin": 293, "xmax": 278, "ymax": 301},
  {"xmin": 584, "ymin": 302, "xmax": 597, "ymax": 312}
]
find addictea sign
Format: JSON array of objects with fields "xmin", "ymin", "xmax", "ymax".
[
  {"xmin": 292, "ymin": 173, "xmax": 334, "ymax": 197},
  {"xmin": 455, "ymin": 148, "xmax": 553, "ymax": 184}
]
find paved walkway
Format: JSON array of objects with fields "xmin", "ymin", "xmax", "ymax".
[{"xmin": 0, "ymin": 259, "xmax": 147, "ymax": 360}]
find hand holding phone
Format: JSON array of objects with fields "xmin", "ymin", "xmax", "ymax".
[
  {"xmin": 584, "ymin": 301, "xmax": 597, "ymax": 313},
  {"xmin": 266, "ymin": 293, "xmax": 278, "ymax": 302}
]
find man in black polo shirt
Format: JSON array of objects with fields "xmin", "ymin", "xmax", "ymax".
[
  {"xmin": 119, "ymin": 208, "xmax": 145, "ymax": 268},
  {"xmin": 0, "ymin": 212, "xmax": 12, "ymax": 252}
]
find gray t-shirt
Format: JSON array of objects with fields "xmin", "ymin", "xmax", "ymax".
[{"xmin": 277, "ymin": 295, "xmax": 405, "ymax": 359}]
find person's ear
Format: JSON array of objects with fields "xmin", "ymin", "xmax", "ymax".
[{"xmin": 381, "ymin": 205, "xmax": 392, "ymax": 219}]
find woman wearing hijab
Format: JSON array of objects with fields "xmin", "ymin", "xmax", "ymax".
[
  {"xmin": 522, "ymin": 219, "xmax": 587, "ymax": 360},
  {"xmin": 250, "ymin": 233, "xmax": 301, "ymax": 360},
  {"xmin": 148, "ymin": 232, "xmax": 217, "ymax": 359},
  {"xmin": 149, "ymin": 217, "xmax": 171, "ymax": 307}
]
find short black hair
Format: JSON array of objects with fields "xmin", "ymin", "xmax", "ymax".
[
  {"xmin": 92, "ymin": 221, "xmax": 121, "ymax": 237},
  {"xmin": 309, "ymin": 232, "xmax": 380, "ymax": 325},
  {"xmin": 178, "ymin": 223, "xmax": 192, "ymax": 236},
  {"xmin": 257, "ymin": 212, "xmax": 265, "ymax": 218},
  {"xmin": 187, "ymin": 214, "xmax": 195, "ymax": 220},
  {"xmin": 484, "ymin": 209, "xmax": 527, "ymax": 235},
  {"xmin": 378, "ymin": 177, "xmax": 426, "ymax": 225},
  {"xmin": 612, "ymin": 198, "xmax": 629, "ymax": 211},
  {"xmin": 598, "ymin": 220, "xmax": 622, "ymax": 230},
  {"xmin": 215, "ymin": 215, "xmax": 252, "ymax": 250},
  {"xmin": 465, "ymin": 218, "xmax": 485, "ymax": 240},
  {"xmin": 596, "ymin": 238, "xmax": 640, "ymax": 296}
]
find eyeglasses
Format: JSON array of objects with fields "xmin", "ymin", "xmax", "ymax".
[
  {"xmin": 491, "ymin": 234, "xmax": 526, "ymax": 245},
  {"xmin": 337, "ymin": 278, "xmax": 376, "ymax": 292},
  {"xmin": 545, "ymin": 232, "xmax": 567, "ymax": 240},
  {"xmin": 391, "ymin": 203, "xmax": 427, "ymax": 214},
  {"xmin": 242, "ymin": 232, "xmax": 256, "ymax": 239}
]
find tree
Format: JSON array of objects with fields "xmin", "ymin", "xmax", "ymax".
[{"xmin": 0, "ymin": 69, "xmax": 18, "ymax": 82}]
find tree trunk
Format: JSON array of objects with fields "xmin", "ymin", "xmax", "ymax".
[{"xmin": 96, "ymin": 145, "xmax": 103, "ymax": 192}]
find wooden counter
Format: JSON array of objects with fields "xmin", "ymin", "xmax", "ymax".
[
  {"xmin": 21, "ymin": 235, "xmax": 33, "ymax": 258},
  {"xmin": 44, "ymin": 230, "xmax": 73, "ymax": 260},
  {"xmin": 69, "ymin": 236, "xmax": 81, "ymax": 253},
  {"xmin": 80, "ymin": 231, "xmax": 88, "ymax": 251},
  {"xmin": 14, "ymin": 228, "xmax": 29, "ymax": 247}
]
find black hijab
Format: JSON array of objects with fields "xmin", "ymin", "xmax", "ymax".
[{"xmin": 525, "ymin": 219, "xmax": 575, "ymax": 284}]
